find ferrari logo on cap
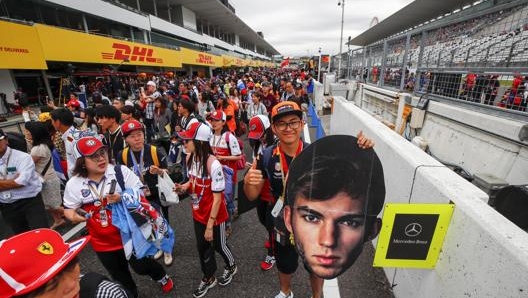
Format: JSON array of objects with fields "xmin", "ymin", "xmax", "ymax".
[
  {"xmin": 128, "ymin": 123, "xmax": 135, "ymax": 128},
  {"xmin": 37, "ymin": 242, "xmax": 54, "ymax": 255},
  {"xmin": 86, "ymin": 140, "xmax": 96, "ymax": 146}
]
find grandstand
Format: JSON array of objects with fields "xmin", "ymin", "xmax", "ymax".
[{"xmin": 341, "ymin": 0, "xmax": 528, "ymax": 113}]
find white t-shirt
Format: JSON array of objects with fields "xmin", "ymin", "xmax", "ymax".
[{"xmin": 187, "ymin": 159, "xmax": 225, "ymax": 192}]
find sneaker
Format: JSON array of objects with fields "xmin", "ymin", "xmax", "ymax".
[
  {"xmin": 264, "ymin": 239, "xmax": 271, "ymax": 249},
  {"xmin": 153, "ymin": 250, "xmax": 163, "ymax": 260},
  {"xmin": 193, "ymin": 277, "xmax": 217, "ymax": 298},
  {"xmin": 260, "ymin": 255, "xmax": 276, "ymax": 271},
  {"xmin": 274, "ymin": 290, "xmax": 294, "ymax": 298},
  {"xmin": 164, "ymin": 252, "xmax": 173, "ymax": 266},
  {"xmin": 158, "ymin": 275, "xmax": 174, "ymax": 293},
  {"xmin": 218, "ymin": 264, "xmax": 237, "ymax": 286}
]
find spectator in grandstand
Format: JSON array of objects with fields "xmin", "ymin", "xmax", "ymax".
[
  {"xmin": 484, "ymin": 75, "xmax": 500, "ymax": 105},
  {"xmin": 117, "ymin": 119, "xmax": 174, "ymax": 266},
  {"xmin": 0, "ymin": 129, "xmax": 48, "ymax": 235},
  {"xmin": 0, "ymin": 228, "xmax": 132, "ymax": 298},
  {"xmin": 139, "ymin": 81, "xmax": 160, "ymax": 143},
  {"xmin": 174, "ymin": 122, "xmax": 237, "ymax": 298},
  {"xmin": 405, "ymin": 73, "xmax": 416, "ymax": 91},
  {"xmin": 63, "ymin": 136, "xmax": 174, "ymax": 297},
  {"xmin": 25, "ymin": 122, "xmax": 64, "ymax": 230},
  {"xmin": 284, "ymin": 135, "xmax": 384, "ymax": 280},
  {"xmin": 96, "ymin": 105, "xmax": 125, "ymax": 164}
]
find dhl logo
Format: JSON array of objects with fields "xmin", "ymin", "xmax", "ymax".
[
  {"xmin": 196, "ymin": 54, "xmax": 214, "ymax": 65},
  {"xmin": 102, "ymin": 43, "xmax": 163, "ymax": 63},
  {"xmin": 235, "ymin": 59, "xmax": 244, "ymax": 66}
]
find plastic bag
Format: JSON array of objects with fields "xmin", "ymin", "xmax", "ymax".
[{"xmin": 158, "ymin": 173, "xmax": 179, "ymax": 206}]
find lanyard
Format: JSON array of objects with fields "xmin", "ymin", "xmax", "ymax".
[
  {"xmin": 0, "ymin": 150, "xmax": 12, "ymax": 179},
  {"xmin": 190, "ymin": 161, "xmax": 207, "ymax": 200},
  {"xmin": 87, "ymin": 177, "xmax": 107, "ymax": 207},
  {"xmin": 129, "ymin": 147, "xmax": 145, "ymax": 181},
  {"xmin": 276, "ymin": 140, "xmax": 303, "ymax": 200}
]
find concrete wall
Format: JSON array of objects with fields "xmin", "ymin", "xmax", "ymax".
[{"xmin": 330, "ymin": 96, "xmax": 528, "ymax": 298}]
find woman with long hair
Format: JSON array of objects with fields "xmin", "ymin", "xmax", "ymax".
[
  {"xmin": 154, "ymin": 97, "xmax": 172, "ymax": 154},
  {"xmin": 247, "ymin": 91, "xmax": 268, "ymax": 119},
  {"xmin": 24, "ymin": 121, "xmax": 64, "ymax": 229},
  {"xmin": 62, "ymin": 137, "xmax": 174, "ymax": 298},
  {"xmin": 174, "ymin": 122, "xmax": 237, "ymax": 298},
  {"xmin": 80, "ymin": 108, "xmax": 99, "ymax": 133},
  {"xmin": 196, "ymin": 91, "xmax": 215, "ymax": 119}
]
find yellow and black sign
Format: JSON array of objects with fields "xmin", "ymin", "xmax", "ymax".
[
  {"xmin": 180, "ymin": 48, "xmax": 222, "ymax": 68},
  {"xmin": 0, "ymin": 21, "xmax": 47, "ymax": 69},
  {"xmin": 35, "ymin": 24, "xmax": 182, "ymax": 68},
  {"xmin": 373, "ymin": 203, "xmax": 454, "ymax": 269}
]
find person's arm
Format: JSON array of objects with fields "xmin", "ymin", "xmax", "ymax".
[
  {"xmin": 0, "ymin": 175, "xmax": 22, "ymax": 191},
  {"xmin": 63, "ymin": 182, "xmax": 88, "ymax": 224},
  {"xmin": 205, "ymin": 191, "xmax": 222, "ymax": 241}
]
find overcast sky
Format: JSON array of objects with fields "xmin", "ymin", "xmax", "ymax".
[{"xmin": 230, "ymin": 0, "xmax": 414, "ymax": 57}]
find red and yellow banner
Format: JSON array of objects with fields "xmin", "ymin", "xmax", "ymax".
[
  {"xmin": 181, "ymin": 48, "xmax": 222, "ymax": 67},
  {"xmin": 0, "ymin": 21, "xmax": 47, "ymax": 69},
  {"xmin": 35, "ymin": 24, "xmax": 182, "ymax": 68}
]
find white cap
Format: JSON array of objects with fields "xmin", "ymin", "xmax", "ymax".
[{"xmin": 147, "ymin": 81, "xmax": 156, "ymax": 87}]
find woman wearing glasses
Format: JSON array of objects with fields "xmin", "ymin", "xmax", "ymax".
[
  {"xmin": 62, "ymin": 136, "xmax": 174, "ymax": 298},
  {"xmin": 174, "ymin": 122, "xmax": 237, "ymax": 298}
]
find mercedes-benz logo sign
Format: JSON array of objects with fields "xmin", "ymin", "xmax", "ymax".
[{"xmin": 404, "ymin": 223, "xmax": 422, "ymax": 237}]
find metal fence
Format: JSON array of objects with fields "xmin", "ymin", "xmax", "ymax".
[{"xmin": 340, "ymin": 0, "xmax": 528, "ymax": 114}]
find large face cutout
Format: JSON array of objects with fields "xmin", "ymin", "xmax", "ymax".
[{"xmin": 284, "ymin": 135, "xmax": 385, "ymax": 279}]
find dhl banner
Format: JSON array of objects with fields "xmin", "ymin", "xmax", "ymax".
[
  {"xmin": 222, "ymin": 55, "xmax": 235, "ymax": 67},
  {"xmin": 35, "ymin": 24, "xmax": 182, "ymax": 68},
  {"xmin": 0, "ymin": 21, "xmax": 47, "ymax": 69},
  {"xmin": 181, "ymin": 48, "xmax": 222, "ymax": 68}
]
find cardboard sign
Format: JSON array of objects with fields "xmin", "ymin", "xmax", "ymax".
[{"xmin": 373, "ymin": 203, "xmax": 454, "ymax": 269}]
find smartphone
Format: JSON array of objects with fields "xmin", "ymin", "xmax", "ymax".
[{"xmin": 109, "ymin": 180, "xmax": 117, "ymax": 194}]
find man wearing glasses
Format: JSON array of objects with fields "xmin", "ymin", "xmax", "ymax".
[{"xmin": 243, "ymin": 101, "xmax": 315, "ymax": 298}]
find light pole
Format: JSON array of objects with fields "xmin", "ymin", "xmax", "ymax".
[
  {"xmin": 317, "ymin": 47, "xmax": 322, "ymax": 82},
  {"xmin": 347, "ymin": 36, "xmax": 351, "ymax": 79},
  {"xmin": 337, "ymin": 0, "xmax": 345, "ymax": 79}
]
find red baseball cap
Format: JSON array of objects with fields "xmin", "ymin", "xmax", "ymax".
[
  {"xmin": 207, "ymin": 110, "xmax": 226, "ymax": 122},
  {"xmin": 75, "ymin": 136, "xmax": 106, "ymax": 158},
  {"xmin": 248, "ymin": 115, "xmax": 271, "ymax": 139},
  {"xmin": 65, "ymin": 99, "xmax": 81, "ymax": 108},
  {"xmin": 121, "ymin": 120, "xmax": 144, "ymax": 137},
  {"xmin": 0, "ymin": 229, "xmax": 90, "ymax": 297},
  {"xmin": 271, "ymin": 101, "xmax": 303, "ymax": 123},
  {"xmin": 177, "ymin": 122, "xmax": 212, "ymax": 142}
]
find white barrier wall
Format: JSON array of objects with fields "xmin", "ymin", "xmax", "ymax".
[{"xmin": 330, "ymin": 96, "xmax": 528, "ymax": 298}]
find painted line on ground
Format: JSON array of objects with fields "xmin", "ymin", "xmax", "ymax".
[{"xmin": 61, "ymin": 222, "xmax": 86, "ymax": 241}]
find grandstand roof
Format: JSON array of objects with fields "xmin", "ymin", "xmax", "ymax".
[
  {"xmin": 349, "ymin": 0, "xmax": 479, "ymax": 46},
  {"xmin": 164, "ymin": 0, "xmax": 280, "ymax": 55}
]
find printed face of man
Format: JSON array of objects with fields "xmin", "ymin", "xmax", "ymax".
[{"xmin": 285, "ymin": 192, "xmax": 369, "ymax": 279}]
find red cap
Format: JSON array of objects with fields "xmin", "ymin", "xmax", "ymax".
[
  {"xmin": 271, "ymin": 101, "xmax": 303, "ymax": 123},
  {"xmin": 240, "ymin": 89, "xmax": 248, "ymax": 96},
  {"xmin": 177, "ymin": 122, "xmax": 212, "ymax": 142},
  {"xmin": 207, "ymin": 110, "xmax": 226, "ymax": 122},
  {"xmin": 0, "ymin": 229, "xmax": 90, "ymax": 297},
  {"xmin": 65, "ymin": 99, "xmax": 81, "ymax": 108},
  {"xmin": 248, "ymin": 115, "xmax": 271, "ymax": 139},
  {"xmin": 75, "ymin": 136, "xmax": 105, "ymax": 158},
  {"xmin": 121, "ymin": 120, "xmax": 144, "ymax": 137}
]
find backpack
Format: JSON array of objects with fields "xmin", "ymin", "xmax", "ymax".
[
  {"xmin": 200, "ymin": 156, "xmax": 235, "ymax": 211},
  {"xmin": 224, "ymin": 132, "xmax": 247, "ymax": 170},
  {"xmin": 121, "ymin": 146, "xmax": 159, "ymax": 167}
]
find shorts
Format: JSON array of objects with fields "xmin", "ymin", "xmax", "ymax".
[{"xmin": 274, "ymin": 241, "xmax": 299, "ymax": 274}]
